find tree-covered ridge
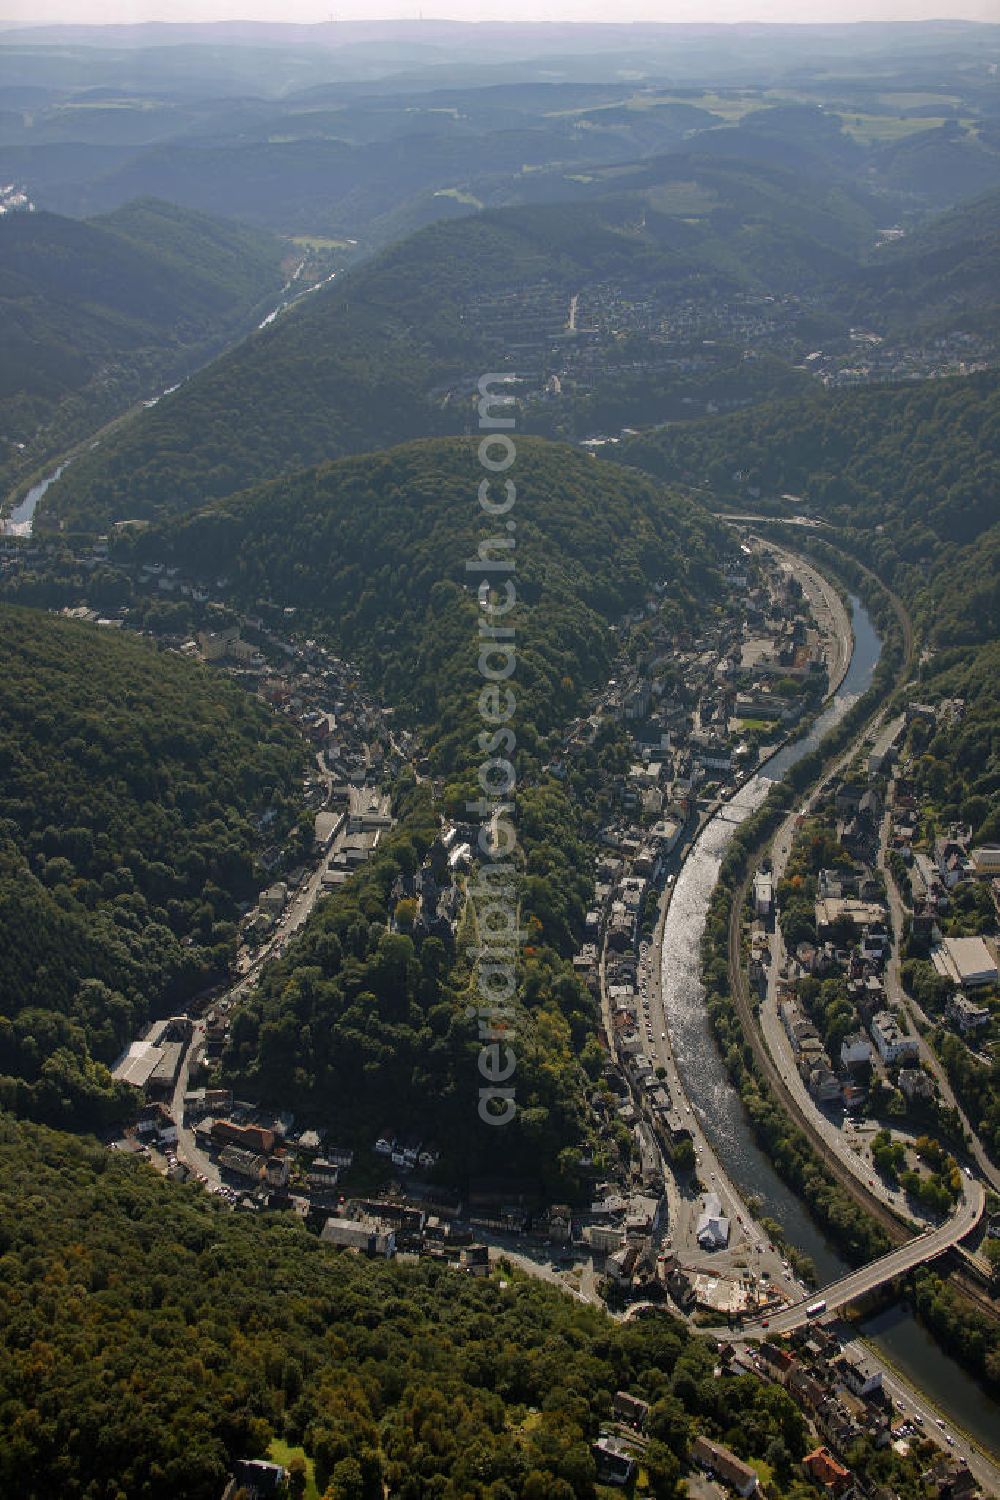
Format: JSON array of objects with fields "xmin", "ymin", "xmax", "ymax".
[
  {"xmin": 0, "ymin": 1113, "xmax": 826, "ymax": 1500},
  {"xmin": 0, "ymin": 197, "xmax": 284, "ymax": 496},
  {"xmin": 615, "ymin": 372, "xmax": 1000, "ymax": 645},
  {"xmin": 221, "ymin": 787, "xmax": 606, "ymax": 1192},
  {"xmin": 133, "ymin": 438, "xmax": 727, "ymax": 1183},
  {"xmin": 40, "ymin": 159, "xmax": 881, "ymax": 531},
  {"xmin": 0, "ymin": 604, "xmax": 306, "ymax": 1128},
  {"xmin": 843, "ymin": 188, "xmax": 1000, "ymax": 341},
  {"xmin": 144, "ymin": 436, "xmax": 726, "ymax": 768}
]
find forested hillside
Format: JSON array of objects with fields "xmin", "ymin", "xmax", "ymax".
[
  {"xmin": 0, "ymin": 605, "xmax": 305, "ymax": 1128},
  {"xmin": 0, "ymin": 198, "xmax": 284, "ymax": 495},
  {"xmin": 843, "ymin": 189, "xmax": 1000, "ymax": 341},
  {"xmin": 144, "ymin": 436, "xmax": 725, "ymax": 766},
  {"xmin": 0, "ymin": 1113, "xmax": 826, "ymax": 1500},
  {"xmin": 125, "ymin": 438, "xmax": 728, "ymax": 1185},
  {"xmin": 39, "ymin": 161, "xmax": 880, "ymax": 531},
  {"xmin": 616, "ymin": 371, "xmax": 1000, "ymax": 646}
]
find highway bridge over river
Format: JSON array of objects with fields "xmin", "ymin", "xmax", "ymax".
[{"xmin": 727, "ymin": 1178, "xmax": 985, "ymax": 1340}]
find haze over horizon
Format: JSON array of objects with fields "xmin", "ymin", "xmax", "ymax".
[{"xmin": 2, "ymin": 2, "xmax": 999, "ymax": 32}]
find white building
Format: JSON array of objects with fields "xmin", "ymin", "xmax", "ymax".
[
  {"xmin": 321, "ymin": 1217, "xmax": 395, "ymax": 1257},
  {"xmin": 841, "ymin": 1033, "xmax": 873, "ymax": 1069},
  {"xmin": 696, "ymin": 1192, "xmax": 730, "ymax": 1250},
  {"xmin": 932, "ymin": 936, "xmax": 998, "ymax": 991},
  {"xmin": 753, "ymin": 871, "xmax": 774, "ymax": 918},
  {"xmin": 971, "ymin": 846, "xmax": 1000, "ymax": 878},
  {"xmin": 870, "ymin": 1011, "xmax": 919, "ymax": 1066}
]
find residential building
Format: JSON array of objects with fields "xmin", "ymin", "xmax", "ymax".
[
  {"xmin": 692, "ymin": 1435, "xmax": 760, "ymax": 1497},
  {"xmin": 758, "ymin": 1343, "xmax": 795, "ymax": 1384},
  {"xmin": 231, "ymin": 1459, "xmax": 287, "ymax": 1498},
  {"xmin": 218, "ymin": 1146, "xmax": 265, "ymax": 1182},
  {"xmin": 696, "ymin": 1191, "xmax": 730, "ymax": 1250},
  {"xmin": 613, "ymin": 1391, "xmax": 650, "ymax": 1430},
  {"xmin": 898, "ymin": 1069, "xmax": 935, "ymax": 1105},
  {"xmin": 803, "ymin": 1447, "xmax": 852, "ymax": 1494},
  {"xmin": 753, "ymin": 871, "xmax": 774, "ymax": 918},
  {"xmin": 945, "ymin": 993, "xmax": 991, "ymax": 1033},
  {"xmin": 840, "ymin": 1033, "xmax": 872, "ymax": 1069},
  {"xmin": 837, "ymin": 1350, "xmax": 882, "ymax": 1398},
  {"xmin": 592, "ymin": 1436, "xmax": 638, "ymax": 1487},
  {"xmin": 971, "ymin": 845, "xmax": 1000, "ymax": 879},
  {"xmin": 868, "ymin": 716, "xmax": 904, "ymax": 776},
  {"xmin": 587, "ymin": 1224, "xmax": 626, "ymax": 1256},
  {"xmin": 459, "ymin": 1244, "xmax": 490, "ymax": 1277},
  {"xmin": 869, "ymin": 1011, "xmax": 919, "ymax": 1067},
  {"xmin": 307, "ymin": 1158, "xmax": 341, "ymax": 1191},
  {"xmin": 321, "ymin": 1216, "xmax": 396, "ymax": 1257},
  {"xmin": 211, "ymin": 1119, "xmax": 275, "ymax": 1155}
]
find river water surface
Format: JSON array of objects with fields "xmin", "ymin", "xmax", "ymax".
[
  {"xmin": 660, "ymin": 594, "xmax": 999, "ymax": 1453},
  {"xmin": 1, "ymin": 462, "xmax": 69, "ymax": 537}
]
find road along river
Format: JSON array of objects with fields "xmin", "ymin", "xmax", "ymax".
[{"xmin": 659, "ymin": 591, "xmax": 1000, "ymax": 1459}]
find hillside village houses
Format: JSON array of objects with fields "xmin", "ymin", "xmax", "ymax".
[
  {"xmin": 565, "ymin": 539, "xmax": 830, "ymax": 970},
  {"xmin": 764, "ymin": 691, "xmax": 998, "ymax": 1128}
]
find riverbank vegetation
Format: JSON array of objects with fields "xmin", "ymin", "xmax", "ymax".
[{"xmin": 699, "ymin": 555, "xmax": 909, "ymax": 1264}]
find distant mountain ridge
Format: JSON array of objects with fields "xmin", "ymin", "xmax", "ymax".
[{"xmin": 36, "ymin": 160, "xmax": 882, "ymax": 530}]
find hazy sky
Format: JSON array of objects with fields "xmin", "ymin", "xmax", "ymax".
[{"xmin": 2, "ymin": 0, "xmax": 998, "ymax": 28}]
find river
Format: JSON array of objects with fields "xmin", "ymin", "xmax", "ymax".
[
  {"xmin": 660, "ymin": 592, "xmax": 1000, "ymax": 1455},
  {"xmin": 1, "ymin": 267, "xmax": 338, "ymax": 540},
  {"xmin": 1, "ymin": 461, "xmax": 69, "ymax": 538}
]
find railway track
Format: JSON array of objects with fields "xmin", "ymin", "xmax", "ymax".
[{"xmin": 718, "ymin": 533, "xmax": 996, "ymax": 1320}]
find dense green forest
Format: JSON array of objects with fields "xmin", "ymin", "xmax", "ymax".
[
  {"xmin": 3, "ymin": 24, "xmax": 1000, "ymax": 1497},
  {"xmin": 40, "ymin": 151, "xmax": 1000, "ymax": 537},
  {"xmin": 843, "ymin": 188, "xmax": 1000, "ymax": 341},
  {"xmin": 0, "ymin": 605, "xmax": 305, "ymax": 1128},
  {"xmin": 141, "ymin": 436, "xmax": 725, "ymax": 767},
  {"xmin": 220, "ymin": 788, "xmax": 609, "ymax": 1192},
  {"xmin": 616, "ymin": 371, "xmax": 1000, "ymax": 646},
  {"xmin": 0, "ymin": 198, "xmax": 284, "ymax": 496},
  {"xmin": 0, "ymin": 1112, "xmax": 959, "ymax": 1500},
  {"xmin": 903, "ymin": 641, "xmax": 1000, "ymax": 846}
]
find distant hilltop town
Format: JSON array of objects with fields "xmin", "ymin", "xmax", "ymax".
[{"xmin": 0, "ymin": 182, "xmax": 34, "ymax": 215}]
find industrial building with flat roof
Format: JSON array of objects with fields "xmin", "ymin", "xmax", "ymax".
[
  {"xmin": 932, "ymin": 935, "xmax": 998, "ymax": 990},
  {"xmin": 111, "ymin": 1018, "xmax": 190, "ymax": 1093}
]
